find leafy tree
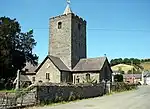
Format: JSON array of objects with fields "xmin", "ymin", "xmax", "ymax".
[
  {"xmin": 123, "ymin": 58, "xmax": 131, "ymax": 65},
  {"xmin": 110, "ymin": 58, "xmax": 123, "ymax": 66},
  {"xmin": 0, "ymin": 16, "xmax": 38, "ymax": 80},
  {"xmin": 110, "ymin": 58, "xmax": 143, "ymax": 73},
  {"xmin": 141, "ymin": 59, "xmax": 150, "ymax": 62},
  {"xmin": 110, "ymin": 58, "xmax": 141, "ymax": 66}
]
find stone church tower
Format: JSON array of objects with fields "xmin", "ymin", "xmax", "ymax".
[{"xmin": 48, "ymin": 2, "xmax": 87, "ymax": 69}]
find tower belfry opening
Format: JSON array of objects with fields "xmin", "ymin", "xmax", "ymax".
[{"xmin": 49, "ymin": 0, "xmax": 87, "ymax": 69}]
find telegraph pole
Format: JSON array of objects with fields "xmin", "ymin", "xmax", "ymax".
[{"xmin": 131, "ymin": 61, "xmax": 134, "ymax": 84}]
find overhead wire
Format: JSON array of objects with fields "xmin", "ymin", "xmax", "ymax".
[{"xmin": 22, "ymin": 27, "xmax": 150, "ymax": 33}]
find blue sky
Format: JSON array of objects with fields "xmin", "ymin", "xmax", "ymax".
[{"xmin": 1, "ymin": 0, "xmax": 150, "ymax": 62}]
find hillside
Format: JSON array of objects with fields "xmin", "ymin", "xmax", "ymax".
[
  {"xmin": 111, "ymin": 64, "xmax": 137, "ymax": 74},
  {"xmin": 140, "ymin": 62, "xmax": 150, "ymax": 71}
]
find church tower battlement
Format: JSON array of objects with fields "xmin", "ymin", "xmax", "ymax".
[{"xmin": 48, "ymin": 1, "xmax": 87, "ymax": 69}]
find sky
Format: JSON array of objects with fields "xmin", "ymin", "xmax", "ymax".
[{"xmin": 0, "ymin": 0, "xmax": 150, "ymax": 63}]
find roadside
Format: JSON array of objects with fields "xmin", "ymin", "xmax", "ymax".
[{"xmin": 26, "ymin": 85, "xmax": 150, "ymax": 109}]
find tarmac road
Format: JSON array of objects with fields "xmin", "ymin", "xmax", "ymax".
[{"xmin": 28, "ymin": 85, "xmax": 150, "ymax": 109}]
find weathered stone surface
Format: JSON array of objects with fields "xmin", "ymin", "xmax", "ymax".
[
  {"xmin": 49, "ymin": 13, "xmax": 86, "ymax": 69},
  {"xmin": 37, "ymin": 84, "xmax": 104, "ymax": 103},
  {"xmin": 35, "ymin": 58, "xmax": 61, "ymax": 83},
  {"xmin": 72, "ymin": 59, "xmax": 112, "ymax": 84},
  {"xmin": 26, "ymin": 86, "xmax": 150, "ymax": 109}
]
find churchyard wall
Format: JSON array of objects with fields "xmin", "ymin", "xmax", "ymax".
[{"xmin": 36, "ymin": 83, "xmax": 105, "ymax": 104}]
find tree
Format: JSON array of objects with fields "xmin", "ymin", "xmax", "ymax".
[
  {"xmin": 110, "ymin": 58, "xmax": 141, "ymax": 66},
  {"xmin": 110, "ymin": 58, "xmax": 123, "ymax": 66},
  {"xmin": 0, "ymin": 16, "xmax": 38, "ymax": 80},
  {"xmin": 123, "ymin": 58, "xmax": 130, "ymax": 65}
]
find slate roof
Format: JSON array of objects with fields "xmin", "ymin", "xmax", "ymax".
[
  {"xmin": 73, "ymin": 57, "xmax": 107, "ymax": 72},
  {"xmin": 35, "ymin": 55, "xmax": 70, "ymax": 72},
  {"xmin": 49, "ymin": 55, "xmax": 70, "ymax": 71},
  {"xmin": 22, "ymin": 62, "xmax": 38, "ymax": 74},
  {"xmin": 20, "ymin": 75, "xmax": 31, "ymax": 82},
  {"xmin": 13, "ymin": 75, "xmax": 31, "ymax": 84}
]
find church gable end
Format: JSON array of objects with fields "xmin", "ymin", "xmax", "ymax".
[
  {"xmin": 100, "ymin": 58, "xmax": 112, "ymax": 82},
  {"xmin": 72, "ymin": 57, "xmax": 112, "ymax": 84},
  {"xmin": 35, "ymin": 57, "xmax": 61, "ymax": 83}
]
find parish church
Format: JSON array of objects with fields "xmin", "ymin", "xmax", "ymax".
[{"xmin": 17, "ymin": 1, "xmax": 112, "ymax": 85}]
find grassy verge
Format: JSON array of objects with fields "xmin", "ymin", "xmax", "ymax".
[{"xmin": 0, "ymin": 89, "xmax": 16, "ymax": 93}]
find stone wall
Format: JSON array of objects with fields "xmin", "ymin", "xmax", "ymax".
[
  {"xmin": 36, "ymin": 58, "xmax": 61, "ymax": 83},
  {"xmin": 49, "ymin": 14, "xmax": 72, "ymax": 69},
  {"xmin": 37, "ymin": 83, "xmax": 104, "ymax": 103},
  {"xmin": 49, "ymin": 13, "xmax": 86, "ymax": 69},
  {"xmin": 17, "ymin": 90, "xmax": 37, "ymax": 105},
  {"xmin": 71, "ymin": 14, "xmax": 87, "ymax": 69}
]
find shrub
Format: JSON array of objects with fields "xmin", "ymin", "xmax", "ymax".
[{"xmin": 112, "ymin": 82, "xmax": 137, "ymax": 92}]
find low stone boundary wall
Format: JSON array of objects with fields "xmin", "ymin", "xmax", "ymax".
[
  {"xmin": 0, "ymin": 90, "xmax": 37, "ymax": 109},
  {"xmin": 36, "ymin": 83, "xmax": 105, "ymax": 104}
]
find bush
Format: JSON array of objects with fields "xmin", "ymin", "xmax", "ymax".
[{"xmin": 112, "ymin": 82, "xmax": 137, "ymax": 92}]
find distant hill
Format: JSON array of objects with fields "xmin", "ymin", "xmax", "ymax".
[
  {"xmin": 110, "ymin": 58, "xmax": 150, "ymax": 73},
  {"xmin": 140, "ymin": 62, "xmax": 150, "ymax": 71},
  {"xmin": 111, "ymin": 64, "xmax": 137, "ymax": 74}
]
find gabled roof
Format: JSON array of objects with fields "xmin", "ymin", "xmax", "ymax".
[
  {"xmin": 22, "ymin": 62, "xmax": 38, "ymax": 74},
  {"xmin": 49, "ymin": 55, "xmax": 70, "ymax": 71},
  {"xmin": 13, "ymin": 75, "xmax": 31, "ymax": 84},
  {"xmin": 73, "ymin": 57, "xmax": 107, "ymax": 72},
  {"xmin": 35, "ymin": 55, "xmax": 70, "ymax": 72}
]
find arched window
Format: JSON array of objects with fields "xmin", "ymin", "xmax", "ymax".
[{"xmin": 58, "ymin": 22, "xmax": 62, "ymax": 29}]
